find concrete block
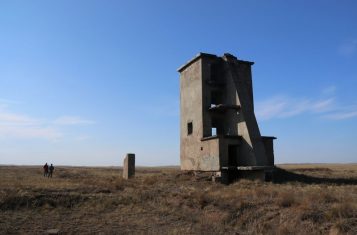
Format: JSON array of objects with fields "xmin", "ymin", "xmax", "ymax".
[{"xmin": 123, "ymin": 153, "xmax": 135, "ymax": 179}]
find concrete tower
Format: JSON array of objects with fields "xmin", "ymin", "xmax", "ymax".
[{"xmin": 178, "ymin": 52, "xmax": 276, "ymax": 182}]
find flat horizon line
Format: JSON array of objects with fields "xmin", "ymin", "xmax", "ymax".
[{"xmin": 1, "ymin": 162, "xmax": 356, "ymax": 168}]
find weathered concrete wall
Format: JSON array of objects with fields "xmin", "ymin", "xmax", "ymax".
[
  {"xmin": 180, "ymin": 57, "xmax": 204, "ymax": 170},
  {"xmin": 195, "ymin": 138, "xmax": 220, "ymax": 171},
  {"xmin": 179, "ymin": 54, "xmax": 222, "ymax": 171}
]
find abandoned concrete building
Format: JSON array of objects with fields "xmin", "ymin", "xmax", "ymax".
[{"xmin": 178, "ymin": 53, "xmax": 276, "ymax": 183}]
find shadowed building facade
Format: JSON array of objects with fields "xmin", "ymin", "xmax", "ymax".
[{"xmin": 178, "ymin": 53, "xmax": 276, "ymax": 182}]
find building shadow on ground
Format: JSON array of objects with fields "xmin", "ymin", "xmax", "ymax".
[{"xmin": 273, "ymin": 167, "xmax": 357, "ymax": 185}]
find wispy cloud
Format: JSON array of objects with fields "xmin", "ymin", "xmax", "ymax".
[
  {"xmin": 0, "ymin": 101, "xmax": 94, "ymax": 140},
  {"xmin": 53, "ymin": 116, "xmax": 95, "ymax": 125},
  {"xmin": 0, "ymin": 107, "xmax": 62, "ymax": 140},
  {"xmin": 338, "ymin": 39, "xmax": 357, "ymax": 56},
  {"xmin": 0, "ymin": 125, "xmax": 62, "ymax": 139},
  {"xmin": 310, "ymin": 98, "xmax": 335, "ymax": 113},
  {"xmin": 322, "ymin": 105, "xmax": 357, "ymax": 120},
  {"xmin": 256, "ymin": 85, "xmax": 357, "ymax": 121},
  {"xmin": 256, "ymin": 96, "xmax": 335, "ymax": 120},
  {"xmin": 0, "ymin": 112, "xmax": 37, "ymax": 125}
]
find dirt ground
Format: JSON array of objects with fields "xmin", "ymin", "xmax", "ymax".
[{"xmin": 0, "ymin": 164, "xmax": 356, "ymax": 234}]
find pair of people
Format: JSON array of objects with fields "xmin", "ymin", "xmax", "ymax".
[{"xmin": 43, "ymin": 163, "xmax": 55, "ymax": 178}]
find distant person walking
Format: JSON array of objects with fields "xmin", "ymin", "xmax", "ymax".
[
  {"xmin": 43, "ymin": 163, "xmax": 49, "ymax": 177},
  {"xmin": 48, "ymin": 164, "xmax": 54, "ymax": 178}
]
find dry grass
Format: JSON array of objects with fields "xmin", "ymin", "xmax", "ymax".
[{"xmin": 0, "ymin": 164, "xmax": 356, "ymax": 234}]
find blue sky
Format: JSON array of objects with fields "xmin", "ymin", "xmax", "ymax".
[{"xmin": 1, "ymin": 0, "xmax": 356, "ymax": 166}]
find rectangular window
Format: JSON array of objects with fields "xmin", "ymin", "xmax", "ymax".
[
  {"xmin": 187, "ymin": 122, "xmax": 193, "ymax": 135},
  {"xmin": 211, "ymin": 127, "xmax": 217, "ymax": 136},
  {"xmin": 211, "ymin": 118, "xmax": 223, "ymax": 136}
]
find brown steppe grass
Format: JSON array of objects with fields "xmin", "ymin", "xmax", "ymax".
[{"xmin": 0, "ymin": 164, "xmax": 356, "ymax": 234}]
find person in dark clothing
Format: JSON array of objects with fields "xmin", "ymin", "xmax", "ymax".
[
  {"xmin": 48, "ymin": 164, "xmax": 54, "ymax": 178},
  {"xmin": 43, "ymin": 163, "xmax": 49, "ymax": 177}
]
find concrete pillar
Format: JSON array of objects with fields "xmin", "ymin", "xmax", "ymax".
[{"xmin": 123, "ymin": 153, "xmax": 135, "ymax": 179}]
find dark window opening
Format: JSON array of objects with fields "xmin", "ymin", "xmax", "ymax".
[
  {"xmin": 187, "ymin": 122, "xmax": 193, "ymax": 135},
  {"xmin": 210, "ymin": 61, "xmax": 223, "ymax": 81},
  {"xmin": 228, "ymin": 145, "xmax": 238, "ymax": 167},
  {"xmin": 211, "ymin": 90, "xmax": 224, "ymax": 107}
]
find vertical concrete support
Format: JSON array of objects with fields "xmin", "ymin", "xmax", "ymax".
[{"xmin": 123, "ymin": 153, "xmax": 135, "ymax": 179}]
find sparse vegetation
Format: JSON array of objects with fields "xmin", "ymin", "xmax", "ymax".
[{"xmin": 0, "ymin": 164, "xmax": 356, "ymax": 234}]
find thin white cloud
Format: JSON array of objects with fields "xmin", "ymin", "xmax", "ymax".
[
  {"xmin": 255, "ymin": 96, "xmax": 288, "ymax": 120},
  {"xmin": 256, "ymin": 96, "xmax": 335, "ymax": 121},
  {"xmin": 0, "ymin": 125, "xmax": 62, "ymax": 139},
  {"xmin": 322, "ymin": 105, "xmax": 357, "ymax": 120},
  {"xmin": 324, "ymin": 111, "xmax": 357, "ymax": 120},
  {"xmin": 0, "ymin": 107, "xmax": 62, "ymax": 140},
  {"xmin": 0, "ymin": 112, "xmax": 39, "ymax": 126},
  {"xmin": 338, "ymin": 39, "xmax": 357, "ymax": 56},
  {"xmin": 311, "ymin": 98, "xmax": 335, "ymax": 113},
  {"xmin": 256, "ymin": 85, "xmax": 357, "ymax": 121},
  {"xmin": 53, "ymin": 116, "xmax": 95, "ymax": 125},
  {"xmin": 0, "ymin": 101, "xmax": 94, "ymax": 140}
]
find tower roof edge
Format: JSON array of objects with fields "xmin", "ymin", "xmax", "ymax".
[{"xmin": 177, "ymin": 52, "xmax": 218, "ymax": 73}]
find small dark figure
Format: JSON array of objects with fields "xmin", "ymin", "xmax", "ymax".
[
  {"xmin": 43, "ymin": 163, "xmax": 49, "ymax": 177},
  {"xmin": 48, "ymin": 164, "xmax": 54, "ymax": 178}
]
